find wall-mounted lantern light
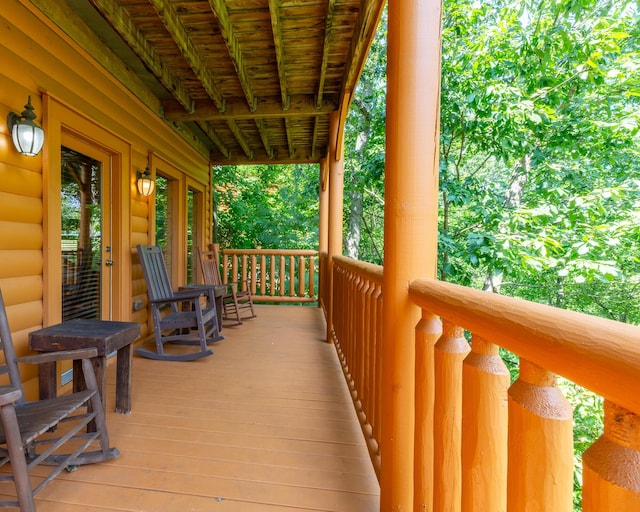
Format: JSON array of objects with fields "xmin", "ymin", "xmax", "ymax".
[
  {"xmin": 7, "ymin": 96, "xmax": 45, "ymax": 157},
  {"xmin": 136, "ymin": 167, "xmax": 155, "ymax": 196}
]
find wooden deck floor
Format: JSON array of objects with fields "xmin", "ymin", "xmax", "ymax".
[{"xmin": 23, "ymin": 306, "xmax": 380, "ymax": 511}]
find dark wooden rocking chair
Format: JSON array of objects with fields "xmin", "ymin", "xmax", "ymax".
[
  {"xmin": 197, "ymin": 247, "xmax": 256, "ymax": 326},
  {"xmin": 0, "ymin": 290, "xmax": 118, "ymax": 512},
  {"xmin": 136, "ymin": 245, "xmax": 223, "ymax": 362}
]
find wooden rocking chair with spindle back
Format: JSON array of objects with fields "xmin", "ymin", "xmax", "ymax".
[
  {"xmin": 0, "ymin": 290, "xmax": 118, "ymax": 512},
  {"xmin": 136, "ymin": 245, "xmax": 223, "ymax": 361},
  {"xmin": 197, "ymin": 246, "xmax": 256, "ymax": 326}
]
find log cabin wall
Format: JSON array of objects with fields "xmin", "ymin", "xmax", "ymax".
[{"xmin": 0, "ymin": 1, "xmax": 214, "ymax": 397}]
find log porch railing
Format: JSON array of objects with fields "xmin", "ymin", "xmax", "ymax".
[
  {"xmin": 331, "ymin": 255, "xmax": 640, "ymax": 511},
  {"xmin": 220, "ymin": 249, "xmax": 318, "ymax": 304}
]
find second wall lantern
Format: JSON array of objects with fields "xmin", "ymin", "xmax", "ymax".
[{"xmin": 136, "ymin": 167, "xmax": 155, "ymax": 197}]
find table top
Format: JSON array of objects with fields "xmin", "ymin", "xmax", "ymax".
[{"xmin": 29, "ymin": 319, "xmax": 140, "ymax": 355}]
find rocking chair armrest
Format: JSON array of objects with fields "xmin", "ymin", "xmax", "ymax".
[
  {"xmin": 172, "ymin": 287, "xmax": 215, "ymax": 300},
  {"xmin": 149, "ymin": 293, "xmax": 206, "ymax": 308},
  {"xmin": 0, "ymin": 385, "xmax": 23, "ymax": 406},
  {"xmin": 18, "ymin": 348, "xmax": 99, "ymax": 365}
]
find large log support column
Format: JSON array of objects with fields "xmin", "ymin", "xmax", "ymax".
[
  {"xmin": 381, "ymin": 0, "xmax": 443, "ymax": 509},
  {"xmin": 319, "ymin": 157, "xmax": 329, "ymax": 312},
  {"xmin": 327, "ymin": 112, "xmax": 344, "ymax": 343}
]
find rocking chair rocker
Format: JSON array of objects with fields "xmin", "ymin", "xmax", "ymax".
[
  {"xmin": 136, "ymin": 245, "xmax": 223, "ymax": 361},
  {"xmin": 0, "ymin": 290, "xmax": 118, "ymax": 512}
]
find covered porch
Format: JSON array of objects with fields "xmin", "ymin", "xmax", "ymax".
[{"xmin": 22, "ymin": 305, "xmax": 379, "ymax": 511}]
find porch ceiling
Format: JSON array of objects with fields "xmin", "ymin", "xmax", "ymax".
[{"xmin": 36, "ymin": 0, "xmax": 385, "ymax": 165}]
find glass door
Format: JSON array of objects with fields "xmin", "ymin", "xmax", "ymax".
[{"xmin": 60, "ymin": 144, "xmax": 112, "ymax": 321}]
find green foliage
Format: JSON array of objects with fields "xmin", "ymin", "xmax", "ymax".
[
  {"xmin": 213, "ymin": 164, "xmax": 319, "ymax": 250},
  {"xmin": 339, "ymin": 2, "xmax": 638, "ymax": 509}
]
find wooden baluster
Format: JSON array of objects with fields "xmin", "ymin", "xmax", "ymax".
[
  {"xmin": 461, "ymin": 335, "xmax": 509, "ymax": 512},
  {"xmin": 289, "ymin": 255, "xmax": 295, "ymax": 296},
  {"xmin": 346, "ymin": 270, "xmax": 357, "ymax": 377},
  {"xmin": 250, "ymin": 255, "xmax": 257, "ymax": 295},
  {"xmin": 279, "ymin": 255, "xmax": 286, "ymax": 296},
  {"xmin": 508, "ymin": 359, "xmax": 573, "ymax": 512},
  {"xmin": 372, "ymin": 284, "xmax": 383, "ymax": 449},
  {"xmin": 582, "ymin": 400, "xmax": 640, "ymax": 510},
  {"xmin": 355, "ymin": 273, "xmax": 367, "ymax": 404},
  {"xmin": 222, "ymin": 254, "xmax": 229, "ymax": 284},
  {"xmin": 433, "ymin": 321, "xmax": 470, "ymax": 512},
  {"xmin": 332, "ymin": 265, "xmax": 342, "ymax": 344},
  {"xmin": 241, "ymin": 255, "xmax": 248, "ymax": 291},
  {"xmin": 308, "ymin": 255, "xmax": 315, "ymax": 297},
  {"xmin": 414, "ymin": 311, "xmax": 443, "ymax": 512},
  {"xmin": 269, "ymin": 255, "xmax": 276, "ymax": 296},
  {"xmin": 298, "ymin": 256, "xmax": 305, "ymax": 297},
  {"xmin": 260, "ymin": 254, "xmax": 266, "ymax": 296},
  {"xmin": 362, "ymin": 276, "xmax": 372, "ymax": 423},
  {"xmin": 231, "ymin": 255, "xmax": 238, "ymax": 286}
]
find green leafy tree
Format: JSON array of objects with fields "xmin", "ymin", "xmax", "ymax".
[{"xmin": 213, "ymin": 164, "xmax": 319, "ymax": 250}]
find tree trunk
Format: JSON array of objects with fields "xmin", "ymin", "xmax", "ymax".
[{"xmin": 484, "ymin": 155, "xmax": 530, "ymax": 292}]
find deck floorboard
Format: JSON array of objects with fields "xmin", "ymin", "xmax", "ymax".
[{"xmin": 15, "ymin": 305, "xmax": 380, "ymax": 511}]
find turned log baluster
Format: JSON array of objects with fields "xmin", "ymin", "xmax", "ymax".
[
  {"xmin": 582, "ymin": 400, "xmax": 640, "ymax": 511},
  {"xmin": 461, "ymin": 335, "xmax": 509, "ymax": 512},
  {"xmin": 414, "ymin": 312, "xmax": 442, "ymax": 512},
  {"xmin": 433, "ymin": 321, "xmax": 470, "ymax": 512},
  {"xmin": 507, "ymin": 360, "xmax": 573, "ymax": 512}
]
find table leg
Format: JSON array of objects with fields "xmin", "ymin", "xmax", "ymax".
[
  {"xmin": 75, "ymin": 356, "xmax": 106, "ymax": 433},
  {"xmin": 216, "ymin": 296, "xmax": 223, "ymax": 331},
  {"xmin": 38, "ymin": 361, "xmax": 57, "ymax": 401},
  {"xmin": 115, "ymin": 344, "xmax": 132, "ymax": 413}
]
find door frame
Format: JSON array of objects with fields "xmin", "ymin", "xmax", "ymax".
[{"xmin": 43, "ymin": 94, "xmax": 132, "ymax": 325}]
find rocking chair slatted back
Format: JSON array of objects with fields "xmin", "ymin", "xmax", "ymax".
[
  {"xmin": 136, "ymin": 245, "xmax": 223, "ymax": 361},
  {"xmin": 138, "ymin": 247, "xmax": 175, "ymax": 303},
  {"xmin": 197, "ymin": 247, "xmax": 256, "ymax": 325}
]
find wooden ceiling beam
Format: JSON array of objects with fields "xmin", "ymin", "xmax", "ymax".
[
  {"xmin": 196, "ymin": 121, "xmax": 230, "ymax": 160},
  {"xmin": 342, "ymin": 0, "xmax": 386, "ymax": 99},
  {"xmin": 162, "ymin": 95, "xmax": 337, "ymax": 121},
  {"xmin": 316, "ymin": 0, "xmax": 338, "ymax": 109},
  {"xmin": 210, "ymin": 148, "xmax": 322, "ymax": 166},
  {"xmin": 255, "ymin": 119, "xmax": 275, "ymax": 160},
  {"xmin": 311, "ymin": 115, "xmax": 320, "ymax": 161},
  {"xmin": 284, "ymin": 118, "xmax": 295, "ymax": 159},
  {"xmin": 267, "ymin": 0, "xmax": 290, "ymax": 109},
  {"xmin": 88, "ymin": 0, "xmax": 194, "ymax": 112},
  {"xmin": 226, "ymin": 120, "xmax": 253, "ymax": 159},
  {"xmin": 208, "ymin": 0, "xmax": 257, "ymax": 111},
  {"xmin": 149, "ymin": 0, "xmax": 225, "ymax": 111}
]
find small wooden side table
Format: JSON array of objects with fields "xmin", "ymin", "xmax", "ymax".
[{"xmin": 29, "ymin": 319, "xmax": 141, "ymax": 422}]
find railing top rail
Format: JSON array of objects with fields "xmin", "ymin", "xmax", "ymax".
[
  {"xmin": 222, "ymin": 249, "xmax": 318, "ymax": 257},
  {"xmin": 334, "ymin": 255, "xmax": 383, "ymax": 285},
  {"xmin": 409, "ymin": 277, "xmax": 640, "ymax": 415}
]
